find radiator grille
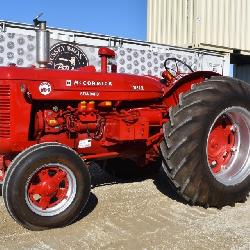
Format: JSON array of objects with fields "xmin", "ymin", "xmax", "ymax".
[{"xmin": 0, "ymin": 83, "xmax": 11, "ymax": 138}]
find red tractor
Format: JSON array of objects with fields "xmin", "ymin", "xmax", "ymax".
[{"xmin": 0, "ymin": 18, "xmax": 250, "ymax": 230}]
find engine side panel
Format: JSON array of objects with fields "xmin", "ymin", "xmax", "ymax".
[{"xmin": 0, "ymin": 66, "xmax": 164, "ymax": 101}]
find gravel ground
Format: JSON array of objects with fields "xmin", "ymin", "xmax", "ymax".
[{"xmin": 0, "ymin": 165, "xmax": 249, "ymax": 250}]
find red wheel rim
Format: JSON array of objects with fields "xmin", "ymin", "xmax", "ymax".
[
  {"xmin": 206, "ymin": 107, "xmax": 250, "ymax": 186},
  {"xmin": 27, "ymin": 167, "xmax": 69, "ymax": 210},
  {"xmin": 25, "ymin": 163, "xmax": 76, "ymax": 216},
  {"xmin": 207, "ymin": 115, "xmax": 236, "ymax": 174}
]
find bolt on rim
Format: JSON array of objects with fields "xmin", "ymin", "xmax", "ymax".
[
  {"xmin": 207, "ymin": 106, "xmax": 250, "ymax": 186},
  {"xmin": 25, "ymin": 163, "xmax": 77, "ymax": 216}
]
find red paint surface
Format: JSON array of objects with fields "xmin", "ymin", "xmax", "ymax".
[
  {"xmin": 208, "ymin": 116, "xmax": 235, "ymax": 174},
  {"xmin": 28, "ymin": 166, "xmax": 69, "ymax": 210},
  {"xmin": 0, "ymin": 47, "xmax": 220, "ymax": 176}
]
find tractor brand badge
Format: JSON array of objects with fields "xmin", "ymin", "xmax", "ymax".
[
  {"xmin": 65, "ymin": 79, "xmax": 112, "ymax": 87},
  {"xmin": 49, "ymin": 43, "xmax": 89, "ymax": 70},
  {"xmin": 39, "ymin": 82, "xmax": 52, "ymax": 95}
]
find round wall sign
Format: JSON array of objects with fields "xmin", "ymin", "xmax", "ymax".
[{"xmin": 49, "ymin": 43, "xmax": 89, "ymax": 70}]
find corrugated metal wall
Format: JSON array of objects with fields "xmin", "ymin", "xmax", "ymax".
[
  {"xmin": 147, "ymin": 0, "xmax": 250, "ymax": 53},
  {"xmin": 147, "ymin": 0, "xmax": 193, "ymax": 47}
]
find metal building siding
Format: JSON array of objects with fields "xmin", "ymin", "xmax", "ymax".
[
  {"xmin": 196, "ymin": 0, "xmax": 250, "ymax": 51},
  {"xmin": 147, "ymin": 0, "xmax": 193, "ymax": 46},
  {"xmin": 147, "ymin": 0, "xmax": 250, "ymax": 53}
]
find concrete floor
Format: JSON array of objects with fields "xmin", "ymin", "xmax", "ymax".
[{"xmin": 0, "ymin": 165, "xmax": 249, "ymax": 250}]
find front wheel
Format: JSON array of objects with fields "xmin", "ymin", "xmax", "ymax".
[
  {"xmin": 160, "ymin": 76, "xmax": 250, "ymax": 207},
  {"xmin": 3, "ymin": 142, "xmax": 91, "ymax": 230}
]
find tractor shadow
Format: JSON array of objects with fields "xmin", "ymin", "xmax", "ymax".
[
  {"xmin": 74, "ymin": 163, "xmax": 115, "ymax": 224},
  {"xmin": 89, "ymin": 161, "xmax": 187, "ymax": 205},
  {"xmin": 76, "ymin": 192, "xmax": 98, "ymax": 222},
  {"xmin": 89, "ymin": 162, "xmax": 120, "ymax": 187},
  {"xmin": 89, "ymin": 161, "xmax": 160, "ymax": 187},
  {"xmin": 0, "ymin": 161, "xmax": 188, "ymax": 227},
  {"xmin": 153, "ymin": 167, "xmax": 188, "ymax": 205}
]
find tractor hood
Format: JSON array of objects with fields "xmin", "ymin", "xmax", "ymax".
[{"xmin": 0, "ymin": 66, "xmax": 164, "ymax": 101}]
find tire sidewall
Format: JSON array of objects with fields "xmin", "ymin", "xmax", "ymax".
[{"xmin": 4, "ymin": 145, "xmax": 90, "ymax": 230}]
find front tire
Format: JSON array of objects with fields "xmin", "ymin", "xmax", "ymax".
[
  {"xmin": 3, "ymin": 142, "xmax": 91, "ymax": 230},
  {"xmin": 160, "ymin": 76, "xmax": 250, "ymax": 207}
]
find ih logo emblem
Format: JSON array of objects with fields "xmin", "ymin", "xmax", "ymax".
[
  {"xmin": 39, "ymin": 82, "xmax": 52, "ymax": 95},
  {"xmin": 66, "ymin": 80, "xmax": 72, "ymax": 86},
  {"xmin": 49, "ymin": 43, "xmax": 89, "ymax": 70}
]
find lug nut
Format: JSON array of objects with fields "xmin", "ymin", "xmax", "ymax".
[
  {"xmin": 230, "ymin": 125, "xmax": 237, "ymax": 132},
  {"xmin": 231, "ymin": 147, "xmax": 237, "ymax": 152},
  {"xmin": 221, "ymin": 165, "xmax": 226, "ymax": 170},
  {"xmin": 211, "ymin": 160, "xmax": 217, "ymax": 166}
]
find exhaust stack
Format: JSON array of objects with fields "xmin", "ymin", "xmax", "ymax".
[{"xmin": 33, "ymin": 13, "xmax": 50, "ymax": 68}]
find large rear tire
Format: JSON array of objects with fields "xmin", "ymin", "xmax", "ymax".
[
  {"xmin": 160, "ymin": 76, "xmax": 250, "ymax": 207},
  {"xmin": 3, "ymin": 142, "xmax": 91, "ymax": 230}
]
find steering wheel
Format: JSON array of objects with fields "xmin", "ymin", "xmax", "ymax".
[{"xmin": 164, "ymin": 58, "xmax": 194, "ymax": 79}]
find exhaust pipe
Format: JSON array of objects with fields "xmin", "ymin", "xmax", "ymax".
[{"xmin": 33, "ymin": 13, "xmax": 50, "ymax": 68}]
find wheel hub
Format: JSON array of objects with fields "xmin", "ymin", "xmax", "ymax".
[
  {"xmin": 206, "ymin": 106, "xmax": 250, "ymax": 186},
  {"xmin": 208, "ymin": 116, "xmax": 235, "ymax": 173},
  {"xmin": 25, "ymin": 163, "xmax": 76, "ymax": 216},
  {"xmin": 28, "ymin": 167, "xmax": 69, "ymax": 210}
]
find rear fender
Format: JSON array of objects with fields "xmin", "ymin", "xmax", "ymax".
[{"xmin": 163, "ymin": 71, "xmax": 221, "ymax": 108}]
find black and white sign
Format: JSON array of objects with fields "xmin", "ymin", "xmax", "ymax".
[{"xmin": 49, "ymin": 43, "xmax": 89, "ymax": 70}]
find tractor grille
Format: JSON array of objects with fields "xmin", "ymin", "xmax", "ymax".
[{"xmin": 0, "ymin": 82, "xmax": 11, "ymax": 138}]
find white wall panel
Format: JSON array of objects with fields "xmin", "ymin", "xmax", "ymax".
[{"xmin": 0, "ymin": 20, "xmax": 230, "ymax": 77}]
